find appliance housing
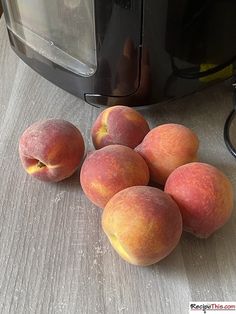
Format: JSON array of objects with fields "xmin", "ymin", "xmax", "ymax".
[{"xmin": 2, "ymin": 0, "xmax": 236, "ymax": 106}]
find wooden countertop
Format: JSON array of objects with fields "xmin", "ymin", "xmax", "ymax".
[{"xmin": 0, "ymin": 17, "xmax": 236, "ymax": 314}]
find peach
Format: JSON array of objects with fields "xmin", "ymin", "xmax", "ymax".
[
  {"xmin": 91, "ymin": 105, "xmax": 150, "ymax": 149},
  {"xmin": 19, "ymin": 119, "xmax": 85, "ymax": 182},
  {"xmin": 102, "ymin": 186, "xmax": 183, "ymax": 266},
  {"xmin": 80, "ymin": 145, "xmax": 149, "ymax": 208},
  {"xmin": 135, "ymin": 123, "xmax": 199, "ymax": 185},
  {"xmin": 164, "ymin": 162, "xmax": 234, "ymax": 238}
]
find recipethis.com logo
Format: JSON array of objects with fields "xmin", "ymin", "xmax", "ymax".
[{"xmin": 189, "ymin": 302, "xmax": 236, "ymax": 314}]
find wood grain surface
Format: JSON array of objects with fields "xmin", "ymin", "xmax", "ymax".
[{"xmin": 0, "ymin": 17, "xmax": 236, "ymax": 314}]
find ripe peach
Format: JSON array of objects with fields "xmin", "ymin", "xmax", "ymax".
[
  {"xmin": 102, "ymin": 186, "xmax": 183, "ymax": 266},
  {"xmin": 19, "ymin": 119, "xmax": 85, "ymax": 182},
  {"xmin": 80, "ymin": 145, "xmax": 150, "ymax": 208},
  {"xmin": 91, "ymin": 105, "xmax": 150, "ymax": 149},
  {"xmin": 165, "ymin": 162, "xmax": 234, "ymax": 238},
  {"xmin": 135, "ymin": 123, "xmax": 199, "ymax": 185}
]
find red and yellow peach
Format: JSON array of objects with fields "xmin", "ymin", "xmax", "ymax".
[
  {"xmin": 136, "ymin": 123, "xmax": 199, "ymax": 185},
  {"xmin": 91, "ymin": 105, "xmax": 150, "ymax": 149},
  {"xmin": 80, "ymin": 144, "xmax": 150, "ymax": 208},
  {"xmin": 165, "ymin": 162, "xmax": 233, "ymax": 238},
  {"xmin": 102, "ymin": 186, "xmax": 183, "ymax": 266},
  {"xmin": 19, "ymin": 119, "xmax": 85, "ymax": 182}
]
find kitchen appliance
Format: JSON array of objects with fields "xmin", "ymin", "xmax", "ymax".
[{"xmin": 2, "ymin": 0, "xmax": 236, "ymax": 107}]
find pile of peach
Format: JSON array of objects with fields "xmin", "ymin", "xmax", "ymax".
[{"xmin": 19, "ymin": 106, "xmax": 234, "ymax": 266}]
